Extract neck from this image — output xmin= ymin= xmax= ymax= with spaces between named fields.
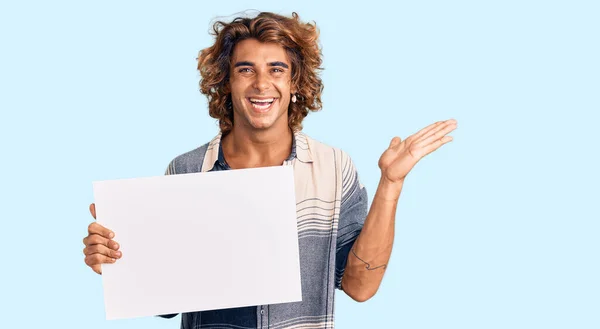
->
xmin=221 ymin=124 xmax=294 ymax=169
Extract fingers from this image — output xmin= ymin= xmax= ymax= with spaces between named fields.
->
xmin=83 ymin=243 xmax=122 ymax=259
xmin=85 ymin=252 xmax=117 ymax=268
xmin=91 ymin=264 xmax=102 ymax=275
xmin=89 ymin=203 xmax=96 ymax=219
xmin=416 ymin=119 xmax=457 ymax=146
xmin=88 ymin=222 xmax=114 ymax=239
xmin=410 ymin=120 xmax=445 ymax=142
xmin=82 ymin=232 xmax=120 ymax=276
xmin=83 ymin=234 xmax=121 ymax=275
xmin=422 ymin=135 xmax=454 ymax=156
xmin=86 ymin=203 xmax=119 ymax=275
xmin=83 ymin=234 xmax=120 ymax=250
xmin=87 ymin=203 xmax=114 ymax=241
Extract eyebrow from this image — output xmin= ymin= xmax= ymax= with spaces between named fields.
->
xmin=234 ymin=61 xmax=254 ymax=67
xmin=268 ymin=61 xmax=289 ymax=69
xmin=234 ymin=61 xmax=289 ymax=69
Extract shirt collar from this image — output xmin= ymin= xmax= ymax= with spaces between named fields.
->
xmin=201 ymin=131 xmax=313 ymax=172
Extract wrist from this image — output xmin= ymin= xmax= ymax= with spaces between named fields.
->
xmin=375 ymin=176 xmax=404 ymax=202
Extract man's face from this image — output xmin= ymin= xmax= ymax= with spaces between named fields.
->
xmin=228 ymin=38 xmax=295 ymax=131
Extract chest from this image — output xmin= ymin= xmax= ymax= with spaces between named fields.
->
xmin=291 ymin=159 xmax=342 ymax=239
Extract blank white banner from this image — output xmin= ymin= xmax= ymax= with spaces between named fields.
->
xmin=92 ymin=165 xmax=302 ymax=320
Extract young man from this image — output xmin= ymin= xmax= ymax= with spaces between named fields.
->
xmin=82 ymin=12 xmax=456 ymax=329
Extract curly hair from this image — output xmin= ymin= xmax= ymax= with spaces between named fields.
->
xmin=197 ymin=12 xmax=324 ymax=133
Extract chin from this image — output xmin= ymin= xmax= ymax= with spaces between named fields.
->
xmin=248 ymin=119 xmax=277 ymax=130
xmin=246 ymin=110 xmax=286 ymax=130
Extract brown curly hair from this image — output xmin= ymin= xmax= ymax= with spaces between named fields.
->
xmin=197 ymin=12 xmax=324 ymax=133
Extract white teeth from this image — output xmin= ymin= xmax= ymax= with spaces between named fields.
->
xmin=251 ymin=102 xmax=271 ymax=110
xmin=250 ymin=98 xmax=274 ymax=103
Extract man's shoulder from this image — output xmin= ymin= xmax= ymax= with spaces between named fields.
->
xmin=301 ymin=133 xmax=364 ymax=199
xmin=165 ymin=141 xmax=212 ymax=175
xmin=301 ymin=132 xmax=353 ymax=162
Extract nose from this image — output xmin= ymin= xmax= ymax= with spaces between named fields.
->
xmin=252 ymin=71 xmax=270 ymax=93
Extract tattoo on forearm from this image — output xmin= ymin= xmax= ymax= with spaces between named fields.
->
xmin=351 ymin=248 xmax=387 ymax=270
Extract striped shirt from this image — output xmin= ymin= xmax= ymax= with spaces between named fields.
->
xmin=161 ymin=131 xmax=368 ymax=329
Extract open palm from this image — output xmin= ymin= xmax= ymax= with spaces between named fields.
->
xmin=378 ymin=119 xmax=457 ymax=183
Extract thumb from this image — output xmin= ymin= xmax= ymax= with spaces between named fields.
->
xmin=389 ymin=137 xmax=401 ymax=148
xmin=89 ymin=203 xmax=96 ymax=220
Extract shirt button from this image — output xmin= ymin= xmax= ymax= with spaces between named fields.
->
xmin=260 ymin=309 xmax=264 ymax=315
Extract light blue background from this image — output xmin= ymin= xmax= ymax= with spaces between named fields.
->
xmin=1 ymin=0 xmax=598 ymax=328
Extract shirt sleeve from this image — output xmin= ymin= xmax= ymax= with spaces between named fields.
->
xmin=335 ymin=154 xmax=368 ymax=289
xmin=164 ymin=160 xmax=176 ymax=175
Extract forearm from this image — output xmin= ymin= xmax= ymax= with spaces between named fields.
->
xmin=341 ymin=176 xmax=403 ymax=302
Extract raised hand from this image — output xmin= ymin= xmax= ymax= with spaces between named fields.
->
xmin=378 ymin=119 xmax=457 ymax=184
xmin=83 ymin=203 xmax=121 ymax=274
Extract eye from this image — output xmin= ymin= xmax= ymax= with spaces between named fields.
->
xmin=238 ymin=68 xmax=252 ymax=73
xmin=272 ymin=68 xmax=284 ymax=73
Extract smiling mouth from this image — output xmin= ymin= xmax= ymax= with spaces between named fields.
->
xmin=248 ymin=97 xmax=277 ymax=112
